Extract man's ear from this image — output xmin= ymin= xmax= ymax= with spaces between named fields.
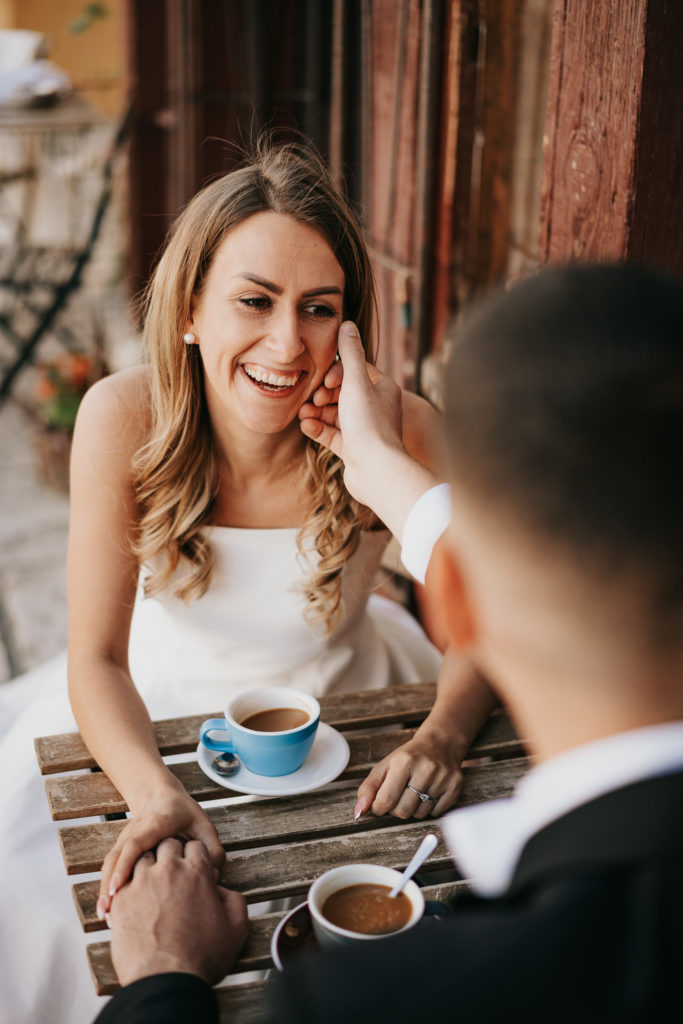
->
xmin=424 ymin=534 xmax=477 ymax=651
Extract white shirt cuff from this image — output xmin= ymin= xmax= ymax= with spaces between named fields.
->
xmin=400 ymin=483 xmax=452 ymax=584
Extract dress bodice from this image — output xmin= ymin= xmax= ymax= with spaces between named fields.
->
xmin=127 ymin=526 xmax=441 ymax=715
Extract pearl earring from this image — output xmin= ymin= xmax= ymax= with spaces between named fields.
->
xmin=183 ymin=332 xmax=195 ymax=345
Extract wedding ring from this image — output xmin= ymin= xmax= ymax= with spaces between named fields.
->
xmin=406 ymin=784 xmax=434 ymax=803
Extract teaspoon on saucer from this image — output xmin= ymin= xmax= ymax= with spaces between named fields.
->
xmin=212 ymin=752 xmax=241 ymax=776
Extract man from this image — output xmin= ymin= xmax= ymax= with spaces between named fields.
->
xmin=97 ymin=264 xmax=683 ymax=1023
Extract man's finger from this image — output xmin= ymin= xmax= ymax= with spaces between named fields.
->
xmin=299 ymin=417 xmax=324 ymax=439
xmin=182 ymin=838 xmax=213 ymax=868
xmin=300 ymin=418 xmax=342 ymax=456
xmin=323 ymin=360 xmax=344 ymax=390
xmin=154 ymin=837 xmax=184 ymax=862
xmin=300 ymin=403 xmax=339 ymax=426
xmin=313 ymin=384 xmax=341 ymax=407
xmin=131 ymin=849 xmax=157 ymax=876
xmin=337 ymin=322 xmax=367 ymax=373
xmin=192 ymin=824 xmax=226 ymax=869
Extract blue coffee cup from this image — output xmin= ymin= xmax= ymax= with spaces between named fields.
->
xmin=200 ymin=686 xmax=320 ymax=777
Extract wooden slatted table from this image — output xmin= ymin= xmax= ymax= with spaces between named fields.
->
xmin=34 ymin=681 xmax=528 ymax=1023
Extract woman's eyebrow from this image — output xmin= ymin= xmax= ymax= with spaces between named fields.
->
xmin=232 ymin=274 xmax=342 ymax=300
xmin=302 ymin=286 xmax=343 ymax=298
xmin=233 ymin=273 xmax=283 ymax=294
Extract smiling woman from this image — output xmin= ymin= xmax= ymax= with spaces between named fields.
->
xmin=189 ymin=212 xmax=343 ymax=452
xmin=0 ymin=135 xmax=495 ymax=1024
xmin=133 ymin=140 xmax=377 ymax=624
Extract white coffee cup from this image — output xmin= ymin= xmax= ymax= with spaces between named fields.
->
xmin=308 ymin=863 xmax=425 ymax=948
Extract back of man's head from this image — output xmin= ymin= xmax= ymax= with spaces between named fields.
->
xmin=443 ymin=263 xmax=683 ymax=644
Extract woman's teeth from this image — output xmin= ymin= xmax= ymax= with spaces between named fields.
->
xmin=243 ymin=364 xmax=301 ymax=388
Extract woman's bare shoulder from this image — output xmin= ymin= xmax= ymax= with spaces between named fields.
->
xmin=75 ymin=366 xmax=151 ymax=443
xmin=72 ymin=365 xmax=152 ymax=474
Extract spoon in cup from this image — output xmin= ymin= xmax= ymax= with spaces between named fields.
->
xmin=389 ymin=833 xmax=439 ymax=898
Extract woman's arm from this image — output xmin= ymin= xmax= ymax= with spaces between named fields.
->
xmin=392 ymin=358 xmax=501 ymax=816
xmin=354 ymin=651 xmax=498 ymax=819
xmin=301 ymin=323 xmax=500 ymax=818
xmin=67 ymin=370 xmax=225 ymax=915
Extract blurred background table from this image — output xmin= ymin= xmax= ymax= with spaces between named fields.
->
xmin=0 ymin=95 xmax=107 ymax=243
xmin=0 ymin=93 xmax=125 ymax=406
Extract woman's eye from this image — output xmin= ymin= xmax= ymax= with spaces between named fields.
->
xmin=239 ymin=296 xmax=271 ymax=311
xmin=303 ymin=303 xmax=337 ymax=320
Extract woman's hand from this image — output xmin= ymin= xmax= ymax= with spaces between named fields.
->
xmin=97 ymin=783 xmax=226 ymax=919
xmin=354 ymin=655 xmax=500 ymax=822
xmin=353 ymin=722 xmax=466 ymax=821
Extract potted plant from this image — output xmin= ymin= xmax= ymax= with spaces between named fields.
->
xmin=31 ymin=350 xmax=106 ymax=492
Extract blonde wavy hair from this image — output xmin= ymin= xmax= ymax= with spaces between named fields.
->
xmin=133 ymin=136 xmax=377 ymax=632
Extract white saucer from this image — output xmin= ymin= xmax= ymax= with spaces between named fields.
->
xmin=196 ymin=721 xmax=350 ymax=797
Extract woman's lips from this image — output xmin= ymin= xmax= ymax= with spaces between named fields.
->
xmin=241 ymin=363 xmax=304 ymax=391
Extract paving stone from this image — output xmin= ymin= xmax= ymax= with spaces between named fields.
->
xmin=0 ymin=637 xmax=10 ymax=685
xmin=0 ymin=402 xmax=70 ymax=679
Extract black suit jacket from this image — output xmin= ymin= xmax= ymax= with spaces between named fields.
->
xmin=95 ymin=769 xmax=683 ymax=1024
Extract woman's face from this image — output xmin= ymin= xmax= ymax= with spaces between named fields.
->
xmin=189 ymin=210 xmax=345 ymax=438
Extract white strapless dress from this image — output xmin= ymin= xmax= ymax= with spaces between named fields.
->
xmin=0 ymin=527 xmax=441 ymax=1024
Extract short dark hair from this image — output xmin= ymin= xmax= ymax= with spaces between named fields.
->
xmin=443 ymin=263 xmax=683 ymax=631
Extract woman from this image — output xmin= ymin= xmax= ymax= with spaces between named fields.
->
xmin=0 ymin=137 xmax=493 ymax=1023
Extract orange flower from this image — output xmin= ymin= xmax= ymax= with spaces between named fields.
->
xmin=33 ymin=351 xmax=105 ymax=431
xmin=35 ymin=374 xmax=58 ymax=400
xmin=53 ymin=352 xmax=93 ymax=391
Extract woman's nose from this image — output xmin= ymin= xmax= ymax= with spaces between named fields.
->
xmin=265 ymin=310 xmax=305 ymax=363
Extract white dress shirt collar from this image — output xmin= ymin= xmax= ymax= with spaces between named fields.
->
xmin=441 ymin=720 xmax=683 ymax=897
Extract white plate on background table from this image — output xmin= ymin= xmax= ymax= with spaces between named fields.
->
xmin=195 ymin=721 xmax=350 ymax=797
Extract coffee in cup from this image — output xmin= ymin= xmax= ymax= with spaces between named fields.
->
xmin=321 ymin=883 xmax=412 ymax=935
xmin=240 ymin=707 xmax=310 ymax=732
xmin=200 ymin=686 xmax=320 ymax=777
xmin=308 ymin=863 xmax=425 ymax=948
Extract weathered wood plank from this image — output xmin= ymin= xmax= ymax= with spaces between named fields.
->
xmin=507 ymin=0 xmax=554 ymax=279
xmin=86 ymin=877 xmax=470 ymax=995
xmin=45 ymin=714 xmax=525 ymax=821
xmin=45 ymin=728 xmax=417 ymax=821
xmin=86 ymin=913 xmax=288 ymax=996
xmin=69 ymin=757 xmax=528 ymax=929
xmin=539 ymin=0 xmax=683 ymax=274
xmin=73 ymin=819 xmax=452 ymax=933
xmin=59 ymin=756 xmax=529 ymax=875
xmin=628 ymin=1 xmax=683 ymax=274
xmin=215 ymin=981 xmax=270 ymax=1024
xmin=474 ymin=0 xmax=523 ymax=289
xmin=36 ymin=686 xmax=520 ymax=776
xmin=539 ymin=0 xmax=645 ymax=261
xmin=35 ymin=682 xmax=440 ymax=774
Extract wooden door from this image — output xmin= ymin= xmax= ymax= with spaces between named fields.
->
xmin=125 ymin=0 xmax=332 ymax=300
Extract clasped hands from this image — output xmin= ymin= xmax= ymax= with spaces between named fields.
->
xmin=107 ymin=835 xmax=247 ymax=988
